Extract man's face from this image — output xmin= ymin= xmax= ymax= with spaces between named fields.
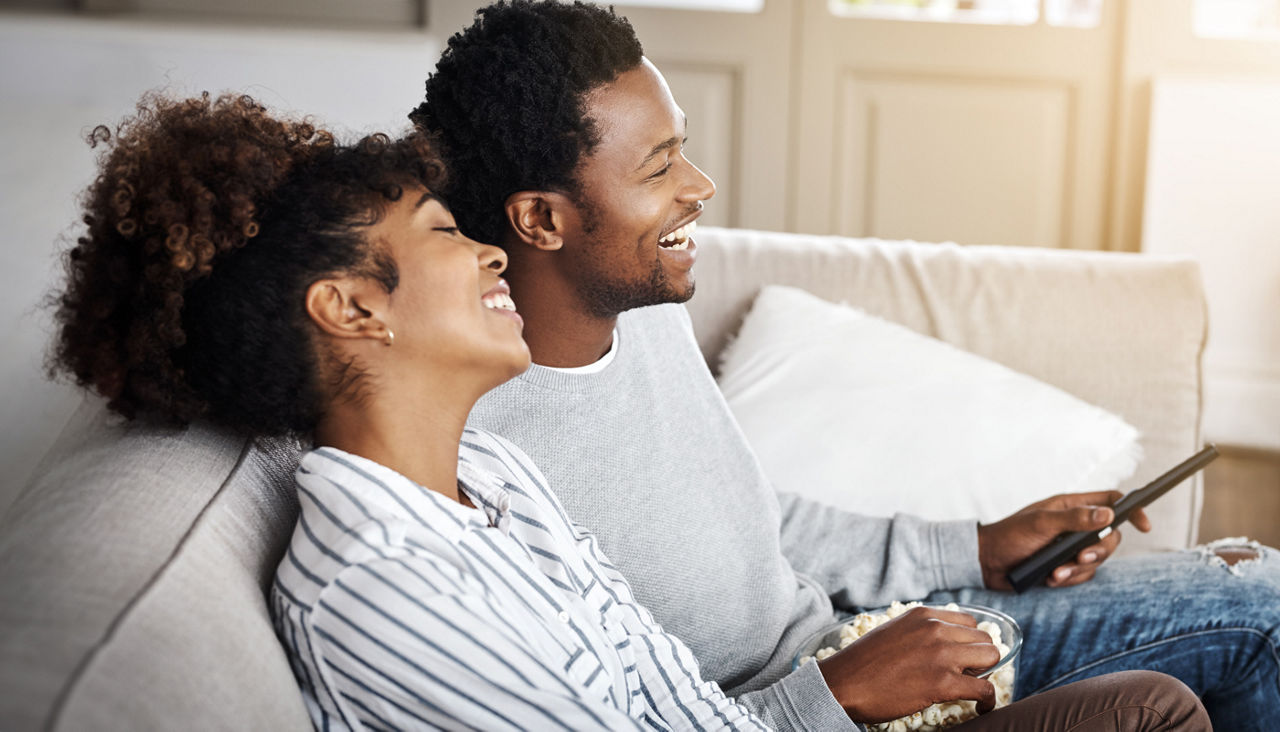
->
xmin=562 ymin=58 xmax=716 ymax=318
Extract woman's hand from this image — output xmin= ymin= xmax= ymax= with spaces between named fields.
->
xmin=977 ymin=491 xmax=1152 ymax=591
xmin=817 ymin=606 xmax=999 ymax=723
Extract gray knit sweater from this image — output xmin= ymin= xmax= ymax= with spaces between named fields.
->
xmin=469 ymin=303 xmax=984 ymax=731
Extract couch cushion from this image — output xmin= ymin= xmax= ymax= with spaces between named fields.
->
xmin=717 ymin=284 xmax=1143 ymax=524
xmin=0 ymin=398 xmax=308 ymax=730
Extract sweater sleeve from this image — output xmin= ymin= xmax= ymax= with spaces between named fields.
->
xmin=776 ymin=492 xmax=985 ymax=608
xmin=732 ymin=661 xmax=864 ymax=732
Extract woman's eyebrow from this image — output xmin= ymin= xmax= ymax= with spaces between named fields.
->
xmin=415 ymin=190 xmax=448 ymax=210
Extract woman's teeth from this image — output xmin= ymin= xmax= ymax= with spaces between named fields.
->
xmin=482 ymin=292 xmax=517 ymax=312
xmin=659 ymin=220 xmax=697 ymax=250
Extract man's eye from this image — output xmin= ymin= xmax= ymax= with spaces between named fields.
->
xmin=649 ymin=164 xmax=671 ymax=179
xmin=433 ymin=226 xmax=460 ymax=234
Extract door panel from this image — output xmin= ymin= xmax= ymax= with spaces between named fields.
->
xmin=835 ymin=72 xmax=1073 ymax=246
xmin=793 ymin=0 xmax=1117 ymax=249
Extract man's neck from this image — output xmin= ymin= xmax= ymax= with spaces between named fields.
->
xmin=503 ymin=246 xmax=618 ymax=368
xmin=520 ymin=298 xmax=618 ymax=368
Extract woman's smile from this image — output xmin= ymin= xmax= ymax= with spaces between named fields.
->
xmin=482 ymin=279 xmax=524 ymax=329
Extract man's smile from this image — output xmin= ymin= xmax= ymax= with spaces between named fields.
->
xmin=658 ymin=203 xmax=704 ymax=251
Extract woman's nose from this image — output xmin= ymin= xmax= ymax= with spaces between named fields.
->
xmin=476 ymin=240 xmax=508 ymax=274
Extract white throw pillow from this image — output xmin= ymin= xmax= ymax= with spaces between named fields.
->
xmin=717 ymin=285 xmax=1143 ymax=523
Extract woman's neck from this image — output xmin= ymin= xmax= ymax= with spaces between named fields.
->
xmin=313 ymin=389 xmax=475 ymax=504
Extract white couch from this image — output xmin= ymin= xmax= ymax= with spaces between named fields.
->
xmin=0 ymin=227 xmax=1207 ymax=730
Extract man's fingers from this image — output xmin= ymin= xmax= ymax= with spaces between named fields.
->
xmin=1049 ymin=564 xmax=1074 ymax=585
xmin=959 ymin=641 xmax=1003 ymax=673
xmin=1043 ymin=490 xmax=1122 ymax=511
xmin=1036 ymin=505 xmax=1113 ymax=535
xmin=1129 ymin=507 xmax=1153 ymax=533
xmin=1076 ymin=529 xmax=1122 ymax=565
xmin=1053 ymin=565 xmax=1098 ymax=587
xmin=947 ymin=676 xmax=997 ymax=713
xmin=926 ymin=608 xmax=979 ymax=628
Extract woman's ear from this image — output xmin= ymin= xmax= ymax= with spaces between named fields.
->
xmin=305 ymin=277 xmax=391 ymax=344
xmin=505 ymin=191 xmax=573 ymax=252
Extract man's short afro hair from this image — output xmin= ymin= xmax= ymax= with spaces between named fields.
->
xmin=409 ymin=0 xmax=643 ymax=245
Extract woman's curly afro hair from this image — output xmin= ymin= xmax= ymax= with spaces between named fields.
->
xmin=50 ymin=91 xmax=445 ymax=436
xmin=409 ymin=0 xmax=643 ymax=245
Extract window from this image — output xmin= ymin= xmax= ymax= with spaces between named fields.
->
xmin=828 ymin=0 xmax=1102 ymax=27
xmin=598 ymin=0 xmax=764 ymax=11
xmin=1194 ymin=0 xmax=1280 ymax=39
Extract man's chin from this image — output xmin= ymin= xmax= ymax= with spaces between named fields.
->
xmin=578 ymin=277 xmax=695 ymax=318
xmin=669 ymin=279 xmax=695 ymax=304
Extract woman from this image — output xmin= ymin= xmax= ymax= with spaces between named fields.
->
xmin=52 ymin=91 xmax=763 ymax=731
xmin=50 ymin=92 xmax=1206 ymax=731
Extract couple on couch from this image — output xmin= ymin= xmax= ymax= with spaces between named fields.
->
xmin=50 ymin=1 xmax=1274 ymax=729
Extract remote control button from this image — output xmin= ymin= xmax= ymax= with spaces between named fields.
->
xmin=1097 ymin=526 xmax=1113 ymax=540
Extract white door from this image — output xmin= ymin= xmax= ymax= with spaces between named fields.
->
xmin=790 ymin=0 xmax=1119 ymax=250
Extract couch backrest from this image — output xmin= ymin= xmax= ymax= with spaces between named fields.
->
xmin=684 ymin=227 xmax=1207 ymax=555
xmin=0 ymin=399 xmax=309 ymax=731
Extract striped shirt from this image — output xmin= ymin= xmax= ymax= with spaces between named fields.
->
xmin=272 ymin=428 xmax=769 ymax=731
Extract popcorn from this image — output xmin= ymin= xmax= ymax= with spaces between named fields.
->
xmin=799 ymin=602 xmax=1017 ymax=731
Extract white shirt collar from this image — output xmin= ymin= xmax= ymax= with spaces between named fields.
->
xmin=301 ymin=445 xmax=513 ymax=539
xmin=541 ymin=328 xmax=619 ymax=375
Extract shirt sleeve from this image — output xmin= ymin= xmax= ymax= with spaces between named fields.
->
xmin=569 ymin=520 xmax=772 ymax=731
xmin=306 ymin=554 xmax=646 ymax=731
xmin=775 ymin=492 xmax=985 ymax=608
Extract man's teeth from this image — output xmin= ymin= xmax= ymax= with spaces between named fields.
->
xmin=482 ymin=292 xmax=517 ymax=312
xmin=659 ymin=220 xmax=698 ymax=248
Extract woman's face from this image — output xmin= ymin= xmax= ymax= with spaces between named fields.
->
xmin=373 ymin=187 xmax=531 ymax=388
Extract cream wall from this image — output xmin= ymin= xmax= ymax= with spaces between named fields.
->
xmin=1143 ymin=77 xmax=1280 ymax=451
xmin=0 ymin=13 xmax=443 ymax=515
xmin=3 ymin=2 xmax=1277 ymax=518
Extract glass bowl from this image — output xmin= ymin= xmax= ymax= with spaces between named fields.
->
xmin=792 ymin=603 xmax=1022 ymax=683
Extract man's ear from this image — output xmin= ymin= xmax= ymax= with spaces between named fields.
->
xmin=305 ymin=277 xmax=391 ymax=344
xmin=505 ymin=191 xmax=574 ymax=251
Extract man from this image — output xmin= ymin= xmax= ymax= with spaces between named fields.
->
xmin=411 ymin=2 xmax=1277 ymax=729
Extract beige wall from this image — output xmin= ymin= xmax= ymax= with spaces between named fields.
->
xmin=0 ymin=14 xmax=444 ymax=515
xmin=2 ymin=1 xmax=1276 ymax=518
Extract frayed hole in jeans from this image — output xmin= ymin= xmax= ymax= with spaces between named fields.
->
xmin=1194 ymin=536 xmax=1264 ymax=575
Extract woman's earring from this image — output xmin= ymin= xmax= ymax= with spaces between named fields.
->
xmin=384 ymin=329 xmax=395 ymax=347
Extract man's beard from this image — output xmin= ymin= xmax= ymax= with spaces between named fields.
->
xmin=570 ymin=192 xmax=695 ymax=318
xmin=576 ymin=262 xmax=695 ymax=319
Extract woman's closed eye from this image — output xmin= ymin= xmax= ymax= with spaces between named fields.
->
xmin=433 ymin=226 xmax=460 ymax=235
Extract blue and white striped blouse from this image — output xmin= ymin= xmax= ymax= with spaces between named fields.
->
xmin=272 ymin=428 xmax=768 ymax=731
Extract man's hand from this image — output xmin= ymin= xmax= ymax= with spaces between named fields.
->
xmin=977 ymin=491 xmax=1152 ymax=591
xmin=817 ymin=606 xmax=998 ymax=723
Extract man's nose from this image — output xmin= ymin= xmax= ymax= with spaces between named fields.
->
xmin=679 ymin=160 xmax=716 ymax=203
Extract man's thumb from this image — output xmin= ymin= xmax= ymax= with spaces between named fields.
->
xmin=1083 ymin=506 xmax=1113 ymax=528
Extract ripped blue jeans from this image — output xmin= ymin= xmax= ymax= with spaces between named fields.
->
xmin=924 ymin=540 xmax=1280 ymax=731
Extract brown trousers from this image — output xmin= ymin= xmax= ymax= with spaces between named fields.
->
xmin=956 ymin=671 xmax=1210 ymax=731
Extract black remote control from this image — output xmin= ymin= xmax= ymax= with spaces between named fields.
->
xmin=1006 ymin=444 xmax=1219 ymax=593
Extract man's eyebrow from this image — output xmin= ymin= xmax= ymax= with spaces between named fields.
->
xmin=635 ymin=115 xmax=690 ymax=172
